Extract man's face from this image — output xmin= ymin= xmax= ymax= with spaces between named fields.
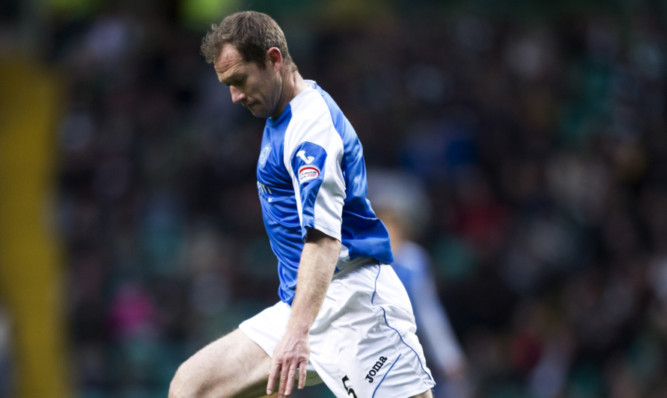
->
xmin=214 ymin=44 xmax=282 ymax=118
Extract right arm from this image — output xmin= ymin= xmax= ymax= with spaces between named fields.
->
xmin=267 ymin=229 xmax=340 ymax=396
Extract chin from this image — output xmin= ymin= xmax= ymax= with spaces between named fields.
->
xmin=250 ymin=110 xmax=270 ymax=118
xmin=245 ymin=104 xmax=268 ymax=118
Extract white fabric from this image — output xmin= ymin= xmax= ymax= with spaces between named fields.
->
xmin=239 ymin=263 xmax=435 ymax=397
xmin=282 ymin=83 xmax=346 ymax=241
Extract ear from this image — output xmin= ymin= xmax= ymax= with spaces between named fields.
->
xmin=266 ymin=47 xmax=283 ymax=72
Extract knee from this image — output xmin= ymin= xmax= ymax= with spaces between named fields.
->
xmin=168 ymin=364 xmax=187 ymax=398
xmin=169 ymin=356 xmax=222 ymax=398
xmin=169 ymin=361 xmax=201 ymax=398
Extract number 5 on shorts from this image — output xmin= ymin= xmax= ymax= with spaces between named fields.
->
xmin=341 ymin=375 xmax=357 ymax=397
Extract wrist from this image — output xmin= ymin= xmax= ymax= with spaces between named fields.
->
xmin=286 ymin=319 xmax=311 ymax=336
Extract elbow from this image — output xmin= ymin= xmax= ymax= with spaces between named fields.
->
xmin=305 ymin=228 xmax=341 ymax=258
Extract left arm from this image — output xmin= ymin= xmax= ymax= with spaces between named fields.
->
xmin=267 ymin=229 xmax=341 ymax=397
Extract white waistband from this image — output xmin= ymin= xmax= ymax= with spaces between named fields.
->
xmin=334 ymin=257 xmax=378 ymax=277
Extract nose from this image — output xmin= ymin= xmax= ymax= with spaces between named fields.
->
xmin=229 ymin=86 xmax=245 ymax=104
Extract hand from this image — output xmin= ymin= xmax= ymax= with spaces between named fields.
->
xmin=267 ymin=330 xmax=310 ymax=397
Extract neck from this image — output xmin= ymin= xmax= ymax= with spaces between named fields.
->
xmin=273 ymin=68 xmax=307 ymax=118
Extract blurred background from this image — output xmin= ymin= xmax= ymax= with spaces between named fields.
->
xmin=0 ymin=0 xmax=665 ymax=397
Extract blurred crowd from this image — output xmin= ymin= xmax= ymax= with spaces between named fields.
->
xmin=6 ymin=0 xmax=667 ymax=396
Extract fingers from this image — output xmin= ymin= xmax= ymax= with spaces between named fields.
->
xmin=266 ymin=359 xmax=308 ymax=397
xmin=278 ymin=360 xmax=290 ymax=396
xmin=267 ymin=358 xmax=294 ymax=397
xmin=267 ymin=359 xmax=280 ymax=395
xmin=298 ymin=361 xmax=307 ymax=390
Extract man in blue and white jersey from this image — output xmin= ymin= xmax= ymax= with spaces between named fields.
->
xmin=169 ymin=11 xmax=434 ymax=398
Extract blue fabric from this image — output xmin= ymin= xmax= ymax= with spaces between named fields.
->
xmin=256 ymin=81 xmax=393 ymax=303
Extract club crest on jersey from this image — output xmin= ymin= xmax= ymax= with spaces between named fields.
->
xmin=298 ymin=165 xmax=320 ymax=183
xmin=259 ymin=145 xmax=271 ymax=168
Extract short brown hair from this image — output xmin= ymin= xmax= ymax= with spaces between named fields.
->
xmin=201 ymin=11 xmax=294 ymax=68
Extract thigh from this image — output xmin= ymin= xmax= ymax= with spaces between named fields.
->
xmin=170 ymin=328 xmax=272 ymax=398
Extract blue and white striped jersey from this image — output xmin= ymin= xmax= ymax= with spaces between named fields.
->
xmin=256 ymin=80 xmax=393 ymax=304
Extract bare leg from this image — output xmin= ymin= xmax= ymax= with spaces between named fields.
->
xmin=169 ymin=328 xmax=274 ymax=398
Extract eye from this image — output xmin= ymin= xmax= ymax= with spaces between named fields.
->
xmin=233 ymin=76 xmax=247 ymax=86
xmin=221 ymin=74 xmax=245 ymax=87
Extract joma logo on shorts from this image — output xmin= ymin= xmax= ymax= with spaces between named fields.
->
xmin=364 ymin=356 xmax=387 ymax=383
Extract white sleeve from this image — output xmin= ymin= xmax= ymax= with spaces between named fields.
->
xmin=283 ymin=99 xmax=345 ymax=241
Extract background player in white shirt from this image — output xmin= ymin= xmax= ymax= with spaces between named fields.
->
xmin=169 ymin=11 xmax=435 ymax=398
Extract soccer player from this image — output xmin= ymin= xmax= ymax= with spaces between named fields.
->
xmin=168 ymin=10 xmax=435 ymax=398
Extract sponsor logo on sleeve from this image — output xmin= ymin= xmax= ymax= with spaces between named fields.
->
xmin=292 ymin=144 xmax=325 ymax=184
xmin=298 ymin=165 xmax=320 ymax=183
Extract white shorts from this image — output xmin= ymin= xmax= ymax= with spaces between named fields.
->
xmin=239 ymin=263 xmax=435 ymax=397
